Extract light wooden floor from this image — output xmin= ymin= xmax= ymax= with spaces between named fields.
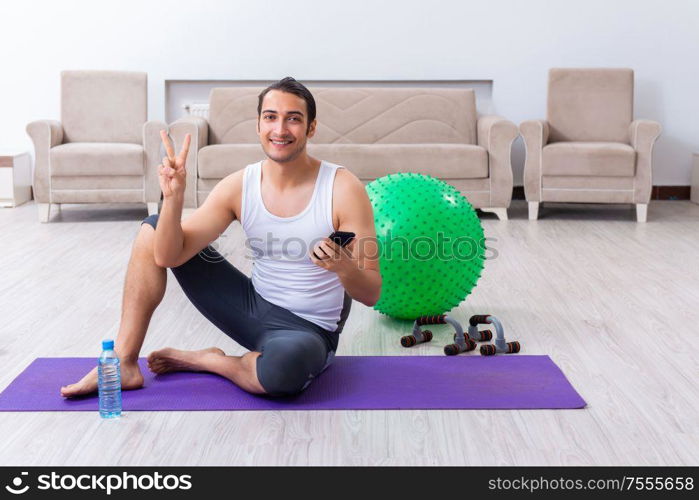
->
xmin=0 ymin=200 xmax=697 ymax=466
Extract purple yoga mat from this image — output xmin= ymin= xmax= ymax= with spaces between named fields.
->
xmin=0 ymin=356 xmax=586 ymax=411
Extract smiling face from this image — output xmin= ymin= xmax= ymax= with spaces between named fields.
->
xmin=257 ymin=90 xmax=317 ymax=164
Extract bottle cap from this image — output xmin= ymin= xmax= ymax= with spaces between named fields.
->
xmin=102 ymin=339 xmax=115 ymax=350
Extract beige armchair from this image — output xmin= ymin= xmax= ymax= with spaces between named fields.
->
xmin=520 ymin=68 xmax=661 ymax=222
xmin=27 ymin=70 xmax=165 ymax=222
xmin=170 ymin=87 xmax=518 ymax=220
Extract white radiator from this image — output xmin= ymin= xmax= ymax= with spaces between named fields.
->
xmin=182 ymin=103 xmax=210 ymax=118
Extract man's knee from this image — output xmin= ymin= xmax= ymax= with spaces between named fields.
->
xmin=255 ymin=335 xmax=327 ymax=397
xmin=136 ymin=214 xmax=161 ymax=263
xmin=141 ymin=213 xmax=159 ymax=231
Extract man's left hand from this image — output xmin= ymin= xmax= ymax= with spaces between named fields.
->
xmin=310 ymin=237 xmax=356 ymax=276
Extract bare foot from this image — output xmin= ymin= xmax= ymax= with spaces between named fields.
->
xmin=60 ymin=362 xmax=144 ymax=398
xmin=147 ymin=347 xmax=226 ymax=374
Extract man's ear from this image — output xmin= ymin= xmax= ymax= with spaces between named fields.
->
xmin=256 ymin=118 xmax=260 ymax=135
xmin=306 ymin=119 xmax=317 ymax=138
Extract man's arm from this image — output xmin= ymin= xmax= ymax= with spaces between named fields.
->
xmin=155 ymin=172 xmax=240 ymax=268
xmin=332 ymin=169 xmax=382 ymax=307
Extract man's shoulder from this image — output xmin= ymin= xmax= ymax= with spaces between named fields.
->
xmin=328 ymin=164 xmax=374 ymax=232
xmin=221 ymin=168 xmax=246 ymax=188
xmin=331 ymin=164 xmax=363 ymax=191
xmin=331 ymin=165 xmax=367 ymax=213
xmin=215 ymin=168 xmax=247 ymax=220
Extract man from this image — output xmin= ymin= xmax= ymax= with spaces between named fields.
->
xmin=60 ymin=77 xmax=381 ymax=398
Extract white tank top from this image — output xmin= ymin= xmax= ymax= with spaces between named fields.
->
xmin=241 ymin=160 xmax=347 ymax=331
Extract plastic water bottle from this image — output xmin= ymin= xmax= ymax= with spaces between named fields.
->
xmin=98 ymin=339 xmax=122 ymax=418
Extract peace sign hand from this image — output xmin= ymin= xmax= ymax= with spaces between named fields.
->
xmin=158 ymin=130 xmax=191 ymax=199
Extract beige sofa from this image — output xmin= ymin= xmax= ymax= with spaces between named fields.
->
xmin=520 ymin=68 xmax=661 ymax=222
xmin=170 ymin=87 xmax=518 ymax=220
xmin=27 ymin=70 xmax=165 ymax=222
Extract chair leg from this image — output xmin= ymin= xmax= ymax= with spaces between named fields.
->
xmin=480 ymin=207 xmax=508 ymax=220
xmin=636 ymin=203 xmax=648 ymax=223
xmin=37 ymin=203 xmax=51 ymax=223
xmin=147 ymin=202 xmax=159 ymax=215
xmin=528 ymin=202 xmax=539 ymax=220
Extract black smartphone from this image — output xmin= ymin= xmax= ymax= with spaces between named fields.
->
xmin=313 ymin=230 xmax=356 ymax=259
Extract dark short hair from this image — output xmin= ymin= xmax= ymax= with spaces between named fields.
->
xmin=257 ymin=77 xmax=316 ymax=131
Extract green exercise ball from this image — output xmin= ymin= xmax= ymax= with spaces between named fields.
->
xmin=366 ymin=173 xmax=485 ymax=320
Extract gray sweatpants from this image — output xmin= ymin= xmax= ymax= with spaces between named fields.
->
xmin=141 ymin=214 xmax=351 ymax=397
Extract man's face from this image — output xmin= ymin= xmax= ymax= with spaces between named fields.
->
xmin=257 ymin=90 xmax=316 ymax=164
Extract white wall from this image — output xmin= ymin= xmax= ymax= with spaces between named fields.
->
xmin=1 ymin=0 xmax=697 ymax=185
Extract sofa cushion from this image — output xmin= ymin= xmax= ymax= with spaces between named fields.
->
xmin=206 ymin=87 xmax=479 ymax=145
xmin=309 ymin=144 xmax=488 ymax=180
xmin=50 ymin=175 xmax=145 ymax=190
xmin=61 ymin=70 xmax=147 ymax=143
xmin=197 ymin=143 xmax=489 ymax=180
xmin=50 ymin=143 xmax=144 ymax=176
xmin=542 ymin=142 xmax=635 ymax=177
xmin=198 ymin=145 xmax=265 ymax=179
xmin=547 ymin=68 xmax=633 ymax=143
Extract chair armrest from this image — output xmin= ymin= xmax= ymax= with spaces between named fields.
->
xmin=143 ymin=120 xmax=167 ymax=204
xmin=477 ymin=115 xmax=518 ymax=208
xmin=169 ymin=116 xmax=210 ymax=209
xmin=629 ymin=119 xmax=661 ymax=152
xmin=26 ymin=120 xmax=63 ymax=203
xmin=519 ymin=119 xmax=550 ymax=202
xmin=629 ymin=119 xmax=661 ymax=203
